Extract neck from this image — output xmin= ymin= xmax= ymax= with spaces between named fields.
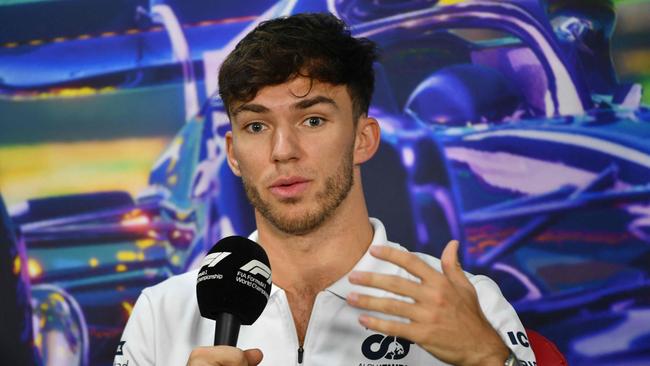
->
xmin=255 ymin=173 xmax=373 ymax=294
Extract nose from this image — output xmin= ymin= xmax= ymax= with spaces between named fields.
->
xmin=270 ymin=125 xmax=301 ymax=163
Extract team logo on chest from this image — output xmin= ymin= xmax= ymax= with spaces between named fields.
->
xmin=359 ymin=334 xmax=413 ymax=365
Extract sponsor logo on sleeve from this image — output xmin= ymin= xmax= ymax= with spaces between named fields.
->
xmin=114 ymin=341 xmax=130 ymax=365
xmin=507 ymin=331 xmax=530 ymax=348
xmin=115 ymin=341 xmax=125 ymax=356
xmin=507 ymin=331 xmax=537 ymax=366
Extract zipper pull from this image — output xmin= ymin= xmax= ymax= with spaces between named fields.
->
xmin=297 ymin=346 xmax=304 ymax=364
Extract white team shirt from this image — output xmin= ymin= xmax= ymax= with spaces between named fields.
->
xmin=114 ymin=218 xmax=536 ymax=365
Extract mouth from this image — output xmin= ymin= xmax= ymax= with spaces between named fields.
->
xmin=269 ymin=177 xmax=311 ymax=199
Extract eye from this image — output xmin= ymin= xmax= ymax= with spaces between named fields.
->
xmin=245 ymin=121 xmax=266 ymax=134
xmin=304 ymin=116 xmax=325 ymax=128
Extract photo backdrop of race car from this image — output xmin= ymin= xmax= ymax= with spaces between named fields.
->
xmin=1 ymin=0 xmax=649 ymax=365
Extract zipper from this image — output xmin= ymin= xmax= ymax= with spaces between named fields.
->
xmin=278 ymin=290 xmax=306 ymax=365
xmin=297 ymin=346 xmax=304 ymax=364
xmin=299 ymin=294 xmax=322 ymax=366
xmin=278 ymin=289 xmax=323 ymax=365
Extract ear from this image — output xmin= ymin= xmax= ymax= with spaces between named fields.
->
xmin=353 ymin=116 xmax=381 ymax=165
xmin=225 ymin=131 xmax=242 ymax=177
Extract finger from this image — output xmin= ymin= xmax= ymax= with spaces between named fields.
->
xmin=243 ymin=349 xmax=263 ymax=365
xmin=347 ymin=292 xmax=428 ymax=322
xmin=187 ymin=346 xmax=247 ymax=366
xmin=440 ymin=240 xmax=472 ymax=290
xmin=348 ymin=271 xmax=422 ymax=299
xmin=358 ymin=314 xmax=416 ymax=341
xmin=369 ymin=246 xmax=442 ymax=285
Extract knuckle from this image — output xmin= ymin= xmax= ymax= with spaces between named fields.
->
xmin=389 ymin=248 xmax=410 ymax=264
xmin=436 ymin=295 xmax=449 ymax=307
xmin=424 ymin=310 xmax=440 ymax=323
xmin=429 ymin=291 xmax=447 ymax=307
xmin=383 ymin=251 xmax=400 ymax=264
xmin=387 ymin=275 xmax=402 ymax=289
xmin=357 ymin=294 xmax=370 ymax=307
xmin=385 ymin=299 xmax=401 ymax=314
xmin=363 ymin=272 xmax=377 ymax=285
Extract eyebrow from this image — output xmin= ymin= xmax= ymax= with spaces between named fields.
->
xmin=231 ymin=95 xmax=339 ymax=118
xmin=292 ymin=95 xmax=338 ymax=110
xmin=231 ymin=103 xmax=270 ymax=117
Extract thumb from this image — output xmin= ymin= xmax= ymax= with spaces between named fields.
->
xmin=243 ymin=349 xmax=263 ymax=365
xmin=441 ymin=240 xmax=470 ymax=288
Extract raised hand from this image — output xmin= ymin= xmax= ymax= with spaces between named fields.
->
xmin=346 ymin=241 xmax=509 ymax=366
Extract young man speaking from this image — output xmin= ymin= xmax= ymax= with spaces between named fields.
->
xmin=115 ymin=13 xmax=536 ymax=366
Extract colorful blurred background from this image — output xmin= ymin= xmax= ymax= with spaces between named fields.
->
xmin=1 ymin=0 xmax=649 ymax=365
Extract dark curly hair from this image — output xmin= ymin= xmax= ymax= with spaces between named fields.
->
xmin=218 ymin=13 xmax=378 ymax=120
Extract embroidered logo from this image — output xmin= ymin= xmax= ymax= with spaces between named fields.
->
xmin=361 ymin=334 xmax=413 ymax=361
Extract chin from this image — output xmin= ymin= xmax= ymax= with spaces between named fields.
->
xmin=266 ymin=207 xmax=330 ymax=236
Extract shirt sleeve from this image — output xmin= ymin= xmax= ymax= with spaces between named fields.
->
xmin=114 ymin=290 xmax=156 ymax=366
xmin=472 ymin=275 xmax=537 ymax=365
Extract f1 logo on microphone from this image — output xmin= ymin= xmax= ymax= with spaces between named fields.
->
xmin=240 ymin=260 xmax=272 ymax=284
xmin=202 ymin=252 xmax=231 ymax=268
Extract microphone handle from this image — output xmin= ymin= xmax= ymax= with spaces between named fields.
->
xmin=214 ymin=312 xmax=241 ymax=346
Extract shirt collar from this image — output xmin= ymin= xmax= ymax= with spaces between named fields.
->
xmin=248 ymin=218 xmax=404 ymax=299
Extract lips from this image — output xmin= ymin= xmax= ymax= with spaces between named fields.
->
xmin=269 ymin=177 xmax=311 ymax=199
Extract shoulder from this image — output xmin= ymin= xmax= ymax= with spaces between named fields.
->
xmin=140 ymin=269 xmax=199 ymax=305
xmin=130 ymin=269 xmax=201 ymax=324
xmin=124 ymin=269 xmax=201 ymax=330
xmin=116 ymin=269 xmax=207 ymax=365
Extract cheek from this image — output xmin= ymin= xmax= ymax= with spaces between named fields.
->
xmin=312 ymin=143 xmax=353 ymax=170
xmin=233 ymin=145 xmax=266 ymax=177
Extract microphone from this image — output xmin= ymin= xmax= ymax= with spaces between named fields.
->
xmin=196 ymin=236 xmax=272 ymax=346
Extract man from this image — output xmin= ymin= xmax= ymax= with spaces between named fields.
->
xmin=115 ymin=13 xmax=536 ymax=366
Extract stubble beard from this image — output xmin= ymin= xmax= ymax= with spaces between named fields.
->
xmin=242 ymin=147 xmax=355 ymax=236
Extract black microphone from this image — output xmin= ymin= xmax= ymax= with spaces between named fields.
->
xmin=196 ymin=236 xmax=272 ymax=346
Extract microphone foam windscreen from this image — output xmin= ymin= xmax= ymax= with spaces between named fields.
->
xmin=196 ymin=236 xmax=272 ymax=325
